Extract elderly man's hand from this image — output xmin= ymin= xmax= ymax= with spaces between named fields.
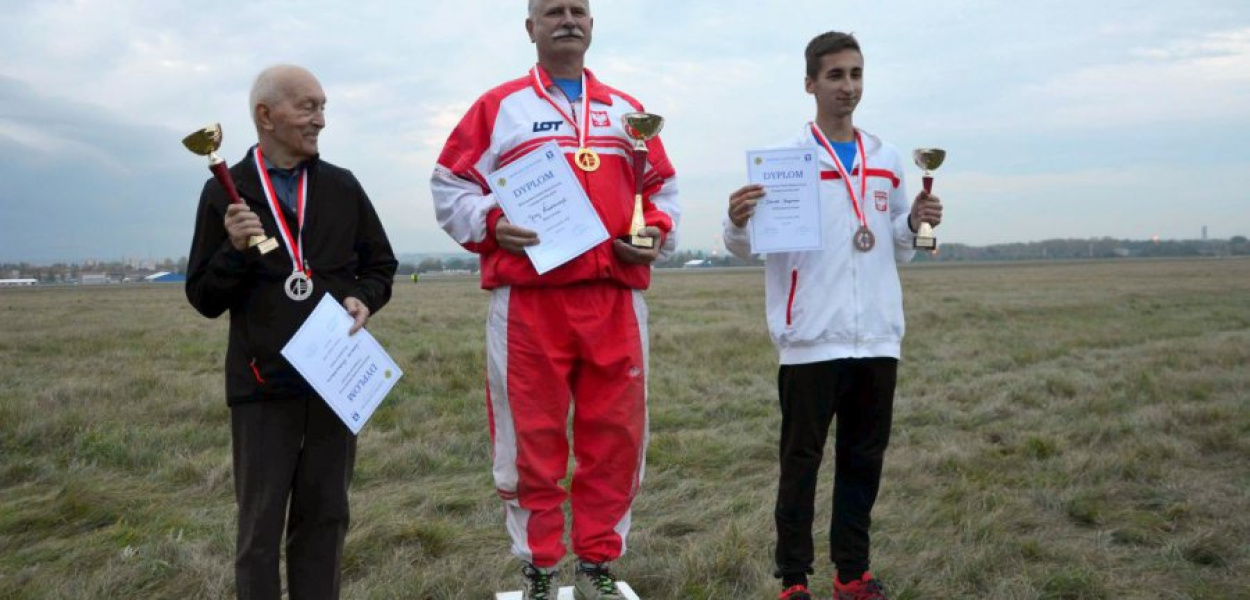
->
xmin=613 ymin=227 xmax=663 ymax=265
xmin=496 ymin=217 xmax=540 ymax=255
xmin=343 ymin=297 xmax=371 ymax=335
xmin=224 ymin=203 xmax=266 ymax=252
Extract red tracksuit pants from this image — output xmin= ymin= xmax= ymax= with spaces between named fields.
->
xmin=486 ymin=281 xmax=649 ymax=568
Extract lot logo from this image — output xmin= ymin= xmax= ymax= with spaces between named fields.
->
xmin=533 ymin=121 xmax=563 ymax=133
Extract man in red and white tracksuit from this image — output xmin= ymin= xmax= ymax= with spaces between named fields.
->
xmin=429 ymin=2 xmax=678 ymax=597
xmin=725 ymin=32 xmax=943 ymax=600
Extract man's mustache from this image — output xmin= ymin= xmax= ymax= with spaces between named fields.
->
xmin=553 ymin=28 xmax=585 ymax=39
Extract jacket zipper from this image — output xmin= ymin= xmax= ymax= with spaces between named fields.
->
xmin=786 ymin=268 xmax=798 ymax=327
xmin=249 ymin=358 xmax=266 ymax=384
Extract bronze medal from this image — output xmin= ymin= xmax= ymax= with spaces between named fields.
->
xmin=854 ymin=225 xmax=876 ymax=252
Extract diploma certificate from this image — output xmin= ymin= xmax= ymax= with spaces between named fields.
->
xmin=281 ymin=294 xmax=404 ymax=435
xmin=487 ymin=141 xmax=610 ymax=274
xmin=745 ymin=147 xmax=823 ymax=253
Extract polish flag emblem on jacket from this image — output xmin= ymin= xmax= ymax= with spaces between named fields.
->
xmin=591 ymin=111 xmax=610 ymax=128
xmin=874 ymin=190 xmax=889 ymax=212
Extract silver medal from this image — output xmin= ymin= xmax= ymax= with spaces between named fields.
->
xmin=284 ymin=271 xmax=314 ymax=302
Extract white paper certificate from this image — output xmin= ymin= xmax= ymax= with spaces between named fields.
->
xmin=745 ymin=147 xmax=823 ymax=253
xmin=281 ymin=294 xmax=404 ymax=435
xmin=487 ymin=141 xmax=610 ymax=274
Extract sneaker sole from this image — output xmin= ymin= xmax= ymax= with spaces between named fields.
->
xmin=497 ymin=582 xmax=641 ymax=600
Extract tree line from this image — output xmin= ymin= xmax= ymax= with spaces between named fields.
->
xmin=4 ymin=237 xmax=1245 ymax=281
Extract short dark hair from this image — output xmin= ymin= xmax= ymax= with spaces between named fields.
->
xmin=805 ymin=31 xmax=861 ymax=79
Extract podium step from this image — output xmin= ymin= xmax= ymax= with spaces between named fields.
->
xmin=496 ymin=582 xmax=639 ymax=600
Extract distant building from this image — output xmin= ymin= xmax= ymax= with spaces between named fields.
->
xmin=683 ymin=259 xmax=712 ymax=268
xmin=0 ymin=279 xmax=37 ymax=287
xmin=81 ymin=273 xmax=110 ymax=285
xmin=144 ymin=272 xmax=187 ymax=283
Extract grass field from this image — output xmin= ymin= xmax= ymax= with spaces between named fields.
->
xmin=1 ymin=258 xmax=1248 ymax=599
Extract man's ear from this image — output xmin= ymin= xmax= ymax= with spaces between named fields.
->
xmin=804 ymin=76 xmax=815 ymax=95
xmin=254 ymin=104 xmax=273 ymax=131
xmin=526 ymin=18 xmax=536 ymax=43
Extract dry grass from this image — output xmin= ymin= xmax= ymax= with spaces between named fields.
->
xmin=1 ymin=258 xmax=1247 ymax=599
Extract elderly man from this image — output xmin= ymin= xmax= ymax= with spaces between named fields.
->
xmin=430 ymin=1 xmax=680 ymax=598
xmin=186 ymin=64 xmax=397 ymax=600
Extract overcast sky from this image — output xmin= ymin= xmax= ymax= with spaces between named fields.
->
xmin=2 ymin=0 xmax=1248 ymax=263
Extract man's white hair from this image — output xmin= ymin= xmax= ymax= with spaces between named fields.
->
xmin=249 ymin=64 xmax=308 ymax=124
xmin=528 ymin=0 xmax=590 ymax=18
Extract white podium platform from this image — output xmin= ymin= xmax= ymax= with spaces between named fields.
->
xmin=496 ymin=582 xmax=639 ymax=600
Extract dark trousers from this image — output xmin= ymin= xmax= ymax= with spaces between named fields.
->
xmin=231 ymin=395 xmax=357 ymax=600
xmin=774 ymin=358 xmax=896 ymax=580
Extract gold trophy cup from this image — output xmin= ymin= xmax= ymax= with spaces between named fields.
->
xmin=183 ymin=123 xmax=278 ymax=254
xmin=620 ymin=112 xmax=665 ymax=249
xmin=912 ymin=148 xmax=946 ymax=250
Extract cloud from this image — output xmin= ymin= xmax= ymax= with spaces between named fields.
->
xmin=2 ymin=0 xmax=1250 ymax=262
xmin=0 ymin=76 xmax=202 ymax=262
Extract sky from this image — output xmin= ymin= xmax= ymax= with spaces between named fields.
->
xmin=2 ymin=0 xmax=1249 ymax=264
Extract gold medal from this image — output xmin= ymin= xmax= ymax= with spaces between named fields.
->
xmin=574 ymin=148 xmax=600 ymax=172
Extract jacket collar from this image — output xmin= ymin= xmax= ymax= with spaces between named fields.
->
xmin=233 ymin=145 xmax=320 ymax=203
xmin=800 ymin=124 xmax=882 ymax=166
xmin=530 ymin=63 xmax=614 ymax=105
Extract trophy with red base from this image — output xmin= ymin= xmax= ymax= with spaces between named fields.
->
xmin=912 ymin=148 xmax=946 ymax=250
xmin=620 ymin=112 xmax=665 ymax=249
xmin=183 ymin=123 xmax=278 ymax=254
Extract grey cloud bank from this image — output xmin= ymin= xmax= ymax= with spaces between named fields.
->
xmin=2 ymin=0 xmax=1249 ymax=262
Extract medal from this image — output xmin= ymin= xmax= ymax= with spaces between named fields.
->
xmin=532 ymin=66 xmax=600 ymax=174
xmin=574 ymin=147 xmax=600 ymax=172
xmin=253 ymin=147 xmax=314 ymax=301
xmin=811 ymin=124 xmax=875 ymax=253
xmin=285 ymin=271 xmax=314 ymax=301
xmin=854 ymin=225 xmax=876 ymax=252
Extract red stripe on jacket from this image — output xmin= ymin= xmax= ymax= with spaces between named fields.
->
xmin=821 ymin=168 xmax=900 ymax=188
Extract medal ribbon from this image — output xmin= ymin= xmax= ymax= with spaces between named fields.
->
xmin=252 ymin=146 xmax=308 ymax=276
xmin=531 ymin=65 xmax=592 ymax=152
xmin=810 ymin=123 xmax=868 ymax=230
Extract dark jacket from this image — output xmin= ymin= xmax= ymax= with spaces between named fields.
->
xmin=186 ymin=148 xmax=398 ymax=405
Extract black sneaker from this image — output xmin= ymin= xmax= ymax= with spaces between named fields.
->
xmin=574 ymin=561 xmax=624 ymax=599
xmin=521 ymin=563 xmax=557 ymax=600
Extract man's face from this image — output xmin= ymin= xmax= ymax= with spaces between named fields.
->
xmin=805 ymin=50 xmax=864 ymax=119
xmin=527 ymin=0 xmax=593 ymax=61
xmin=261 ymin=72 xmax=326 ymax=162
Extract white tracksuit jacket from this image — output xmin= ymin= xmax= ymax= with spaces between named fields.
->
xmin=725 ymin=125 xmax=917 ymax=365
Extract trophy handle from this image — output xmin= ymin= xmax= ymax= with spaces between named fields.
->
xmin=632 ymin=145 xmax=648 ymax=197
xmin=922 ymin=174 xmax=934 ymax=194
xmin=626 ymin=144 xmax=655 ymax=248
xmin=209 ymin=160 xmax=245 ymax=205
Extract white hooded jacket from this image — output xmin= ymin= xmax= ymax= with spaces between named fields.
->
xmin=725 ymin=125 xmax=917 ymax=365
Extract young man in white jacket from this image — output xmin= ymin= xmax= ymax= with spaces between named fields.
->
xmin=723 ymin=31 xmax=943 ymax=600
